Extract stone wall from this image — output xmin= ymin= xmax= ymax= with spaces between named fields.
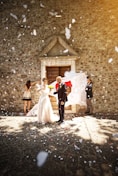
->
xmin=0 ymin=0 xmax=118 ymax=115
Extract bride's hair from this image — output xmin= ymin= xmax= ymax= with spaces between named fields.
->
xmin=42 ymin=78 xmax=47 ymax=82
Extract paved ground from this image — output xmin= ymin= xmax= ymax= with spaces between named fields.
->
xmin=0 ymin=114 xmax=118 ymax=176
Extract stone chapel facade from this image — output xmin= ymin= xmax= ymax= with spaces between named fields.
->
xmin=0 ymin=0 xmax=118 ymax=116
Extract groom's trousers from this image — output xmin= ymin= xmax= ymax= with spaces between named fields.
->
xmin=58 ymin=101 xmax=65 ymax=122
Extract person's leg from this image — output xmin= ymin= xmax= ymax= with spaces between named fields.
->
xmin=89 ymin=99 xmax=93 ymax=114
xmin=57 ymin=101 xmax=65 ymax=122
xmin=27 ymin=100 xmax=31 ymax=112
xmin=86 ymin=99 xmax=90 ymax=113
xmin=60 ymin=104 xmax=64 ymax=122
xmin=24 ymin=101 xmax=27 ymax=114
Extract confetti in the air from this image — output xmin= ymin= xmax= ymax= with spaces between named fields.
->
xmin=22 ymin=15 xmax=26 ymax=23
xmin=40 ymin=2 xmax=45 ymax=8
xmin=49 ymin=11 xmax=58 ymax=16
xmin=31 ymin=29 xmax=37 ymax=36
xmin=65 ymin=27 xmax=71 ymax=39
xmin=72 ymin=19 xmax=76 ymax=23
xmin=23 ymin=4 xmax=28 ymax=9
xmin=63 ymin=49 xmax=68 ymax=53
xmin=10 ymin=13 xmax=18 ymax=20
xmin=115 ymin=46 xmax=118 ymax=52
xmin=11 ymin=69 xmax=16 ymax=74
xmin=108 ymin=58 xmax=113 ymax=63
xmin=37 ymin=151 xmax=48 ymax=167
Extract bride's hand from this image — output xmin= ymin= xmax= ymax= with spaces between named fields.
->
xmin=48 ymin=92 xmax=55 ymax=96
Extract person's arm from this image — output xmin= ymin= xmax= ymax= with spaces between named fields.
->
xmin=53 ymin=91 xmax=57 ymax=94
xmin=31 ymin=81 xmax=39 ymax=86
xmin=88 ymin=83 xmax=92 ymax=91
xmin=24 ymin=85 xmax=26 ymax=91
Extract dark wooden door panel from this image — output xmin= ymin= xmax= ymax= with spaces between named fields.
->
xmin=59 ymin=66 xmax=71 ymax=77
xmin=46 ymin=66 xmax=71 ymax=84
xmin=46 ymin=67 xmax=59 ymax=84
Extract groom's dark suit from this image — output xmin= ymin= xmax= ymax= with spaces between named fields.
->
xmin=54 ymin=83 xmax=67 ymax=122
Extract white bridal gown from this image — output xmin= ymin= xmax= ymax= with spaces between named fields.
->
xmin=26 ymin=84 xmax=59 ymax=123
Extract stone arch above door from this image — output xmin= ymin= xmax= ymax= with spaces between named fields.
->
xmin=39 ymin=36 xmax=79 ymax=113
xmin=39 ymin=36 xmax=79 ymax=57
xmin=40 ymin=36 xmax=79 ymax=78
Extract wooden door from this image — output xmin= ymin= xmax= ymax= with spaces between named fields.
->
xmin=46 ymin=66 xmax=71 ymax=110
xmin=46 ymin=66 xmax=71 ymax=84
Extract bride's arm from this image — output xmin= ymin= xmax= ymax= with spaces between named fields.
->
xmin=36 ymin=83 xmax=42 ymax=91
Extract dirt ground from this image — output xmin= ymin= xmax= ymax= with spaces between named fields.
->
xmin=0 ymin=114 xmax=118 ymax=176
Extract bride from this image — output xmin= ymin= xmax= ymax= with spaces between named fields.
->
xmin=26 ymin=78 xmax=59 ymax=123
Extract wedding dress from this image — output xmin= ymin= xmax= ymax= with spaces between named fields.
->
xmin=26 ymin=84 xmax=59 ymax=123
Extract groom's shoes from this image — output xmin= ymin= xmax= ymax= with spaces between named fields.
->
xmin=85 ymin=111 xmax=90 ymax=114
xmin=56 ymin=120 xmax=64 ymax=124
xmin=56 ymin=120 xmax=61 ymax=123
xmin=58 ymin=120 xmax=64 ymax=125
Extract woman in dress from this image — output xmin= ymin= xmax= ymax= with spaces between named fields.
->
xmin=26 ymin=78 xmax=59 ymax=124
xmin=22 ymin=80 xmax=36 ymax=115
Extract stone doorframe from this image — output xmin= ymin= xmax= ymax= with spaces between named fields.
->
xmin=39 ymin=36 xmax=79 ymax=113
xmin=40 ymin=56 xmax=77 ymax=113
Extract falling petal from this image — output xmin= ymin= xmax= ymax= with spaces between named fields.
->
xmin=65 ymin=27 xmax=71 ymax=39
xmin=40 ymin=2 xmax=45 ymax=8
xmin=108 ymin=58 xmax=113 ymax=63
xmin=63 ymin=49 xmax=68 ymax=53
xmin=74 ymin=144 xmax=80 ymax=150
xmin=23 ymin=4 xmax=28 ymax=9
xmin=72 ymin=19 xmax=76 ymax=23
xmin=60 ymin=157 xmax=63 ymax=160
xmin=11 ymin=69 xmax=16 ymax=74
xmin=69 ymin=23 xmax=71 ymax=28
xmin=37 ymin=151 xmax=48 ymax=167
xmin=23 ymin=17 xmax=26 ymax=23
xmin=31 ymin=29 xmax=37 ymax=36
xmin=49 ymin=11 xmax=58 ymax=16
xmin=10 ymin=13 xmax=18 ymax=20
xmin=79 ymin=139 xmax=83 ymax=143
xmin=115 ymin=46 xmax=118 ymax=52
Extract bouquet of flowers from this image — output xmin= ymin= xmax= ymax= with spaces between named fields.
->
xmin=48 ymin=85 xmax=54 ymax=91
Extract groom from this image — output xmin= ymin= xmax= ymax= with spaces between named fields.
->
xmin=54 ymin=76 xmax=67 ymax=123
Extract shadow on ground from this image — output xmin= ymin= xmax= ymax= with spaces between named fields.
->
xmin=0 ymin=115 xmax=118 ymax=176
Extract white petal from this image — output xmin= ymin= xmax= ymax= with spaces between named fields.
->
xmin=37 ymin=151 xmax=48 ymax=167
